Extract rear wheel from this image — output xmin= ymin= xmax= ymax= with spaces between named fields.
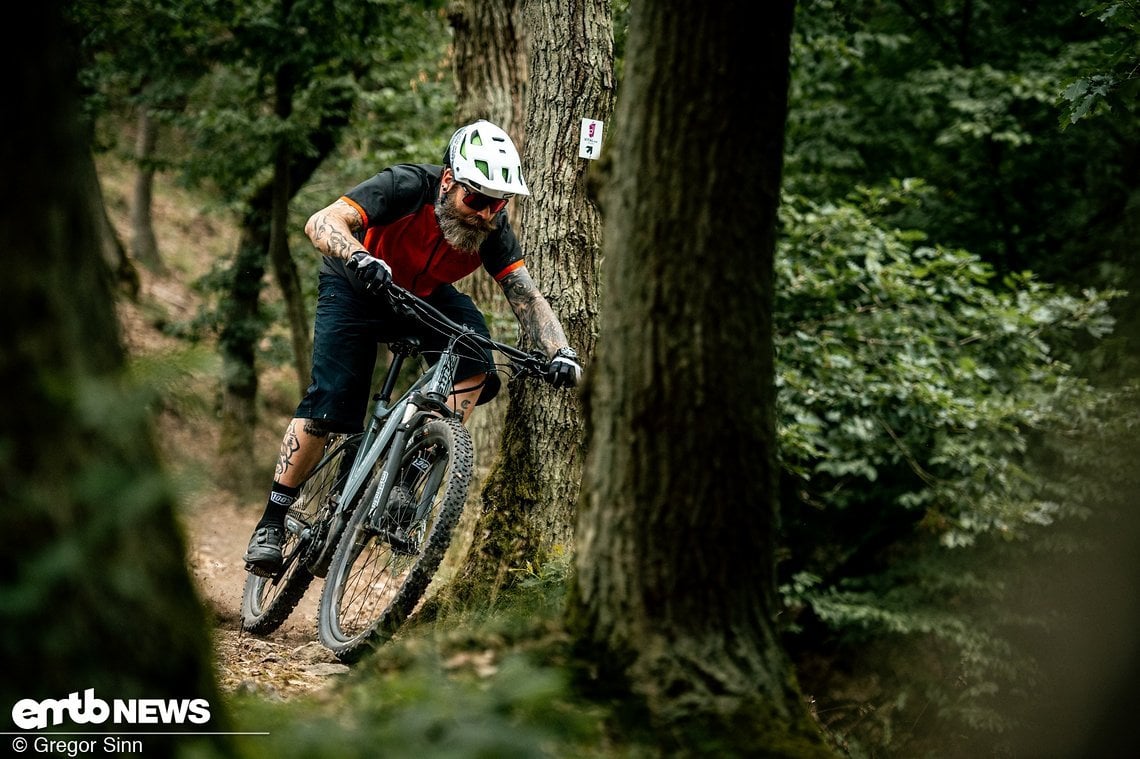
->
xmin=317 ymin=416 xmax=473 ymax=662
xmin=241 ymin=435 xmax=357 ymax=634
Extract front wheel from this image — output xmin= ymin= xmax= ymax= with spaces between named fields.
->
xmin=317 ymin=416 xmax=473 ymax=662
xmin=241 ymin=435 xmax=357 ymax=634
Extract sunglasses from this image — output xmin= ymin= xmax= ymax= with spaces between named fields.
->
xmin=457 ymin=183 xmax=509 ymax=214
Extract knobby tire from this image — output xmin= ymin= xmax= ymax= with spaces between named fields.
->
xmin=317 ymin=416 xmax=473 ymax=662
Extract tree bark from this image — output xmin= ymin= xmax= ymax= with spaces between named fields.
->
xmin=445 ymin=0 xmax=613 ymax=606
xmin=441 ymin=0 xmax=528 ymax=580
xmin=449 ymin=0 xmax=528 ymax=321
xmin=567 ymin=2 xmax=834 ymax=755
xmin=451 ymin=0 xmax=528 ymax=137
xmin=1 ymin=3 xmax=226 ymax=750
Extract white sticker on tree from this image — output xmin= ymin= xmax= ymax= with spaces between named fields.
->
xmin=579 ymin=119 xmax=604 ymax=159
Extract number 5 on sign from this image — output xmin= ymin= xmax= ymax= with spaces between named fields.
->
xmin=579 ymin=118 xmax=604 ymax=159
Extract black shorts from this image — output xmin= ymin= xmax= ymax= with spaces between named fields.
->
xmin=294 ymin=272 xmax=502 ymax=433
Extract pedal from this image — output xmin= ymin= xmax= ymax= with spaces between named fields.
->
xmin=245 ymin=562 xmax=278 ymax=579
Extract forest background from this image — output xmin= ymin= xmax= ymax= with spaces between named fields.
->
xmin=3 ymin=1 xmax=1140 ymax=758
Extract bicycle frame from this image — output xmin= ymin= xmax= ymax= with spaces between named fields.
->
xmin=308 ymin=330 xmax=464 ymax=570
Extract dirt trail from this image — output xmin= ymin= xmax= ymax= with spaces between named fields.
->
xmin=182 ymin=490 xmax=350 ymax=698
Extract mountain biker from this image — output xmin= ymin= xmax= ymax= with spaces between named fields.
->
xmin=243 ymin=119 xmax=582 ymax=577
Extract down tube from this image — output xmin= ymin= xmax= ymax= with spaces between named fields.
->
xmin=339 ymin=404 xmax=405 ymax=513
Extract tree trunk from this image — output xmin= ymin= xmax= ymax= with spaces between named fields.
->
xmin=1 ymin=3 xmax=226 ymax=751
xmin=450 ymin=0 xmax=528 ymax=326
xmin=130 ymin=106 xmax=164 ymax=274
xmin=268 ymin=60 xmax=312 ymax=397
xmin=451 ymin=0 xmax=528 ymax=137
xmin=442 ymin=0 xmax=528 ymax=578
xmin=445 ymin=0 xmax=613 ymax=606
xmin=218 ymin=213 xmax=271 ymax=494
xmin=567 ymin=2 xmax=834 ymax=755
xmin=82 ymin=144 xmax=139 ymax=300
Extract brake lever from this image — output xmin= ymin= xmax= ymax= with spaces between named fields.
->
xmin=384 ymin=286 xmax=419 ymax=320
xmin=521 ymin=350 xmax=550 ymax=378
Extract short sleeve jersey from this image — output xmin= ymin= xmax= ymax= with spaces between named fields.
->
xmin=320 ymin=163 xmax=525 ymax=297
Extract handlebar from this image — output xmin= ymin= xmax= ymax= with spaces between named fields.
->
xmin=382 ymin=284 xmax=549 ymax=379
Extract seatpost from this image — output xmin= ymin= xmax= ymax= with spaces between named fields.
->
xmin=376 ymin=353 xmax=406 ymax=406
xmin=378 ymin=337 xmax=421 ymax=405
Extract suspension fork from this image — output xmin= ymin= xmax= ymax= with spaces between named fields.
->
xmin=357 ymin=338 xmax=460 ymax=534
xmin=364 ymin=398 xmax=455 ymax=533
xmin=364 ymin=405 xmax=418 ymax=532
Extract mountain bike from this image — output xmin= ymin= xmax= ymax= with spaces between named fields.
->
xmin=240 ymin=283 xmax=551 ymax=662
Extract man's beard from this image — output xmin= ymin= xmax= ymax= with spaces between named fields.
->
xmin=436 ymin=189 xmax=495 ymax=252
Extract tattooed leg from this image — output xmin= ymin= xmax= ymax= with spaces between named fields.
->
xmin=274 ymin=417 xmax=329 ymax=487
xmin=450 ymin=375 xmax=485 ymax=424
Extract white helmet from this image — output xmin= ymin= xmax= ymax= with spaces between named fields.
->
xmin=445 ymin=120 xmax=530 ymax=199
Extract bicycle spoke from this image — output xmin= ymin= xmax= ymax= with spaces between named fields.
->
xmin=334 ymin=535 xmax=415 ymax=638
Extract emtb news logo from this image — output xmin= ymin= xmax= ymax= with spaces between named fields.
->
xmin=10 ymin=689 xmax=211 ymax=730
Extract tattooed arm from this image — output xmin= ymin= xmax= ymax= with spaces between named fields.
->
xmin=499 ymin=266 xmax=571 ymax=359
xmin=304 ymin=199 xmax=368 ymax=261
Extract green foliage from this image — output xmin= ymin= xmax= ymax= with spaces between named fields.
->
xmin=786 ymin=0 xmax=1140 ymax=285
xmin=231 ymin=657 xmax=601 ymax=759
xmin=177 ymin=0 xmax=452 ymax=205
xmin=68 ymin=0 xmax=236 ymax=149
xmin=1059 ymin=2 xmax=1140 ymax=126
xmin=773 ymin=184 xmax=1132 ymax=753
xmin=777 ymin=184 xmax=1118 ymax=543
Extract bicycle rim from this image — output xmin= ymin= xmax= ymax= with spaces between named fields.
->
xmin=241 ymin=436 xmax=355 ymax=634
xmin=318 ymin=417 xmax=473 ymax=661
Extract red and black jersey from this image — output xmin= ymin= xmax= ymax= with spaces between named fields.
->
xmin=320 ymin=163 xmax=524 ymax=297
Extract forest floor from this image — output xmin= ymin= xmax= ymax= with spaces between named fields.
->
xmin=185 ymin=493 xmax=349 ymax=699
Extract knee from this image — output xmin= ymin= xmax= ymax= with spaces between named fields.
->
xmin=302 ymin=418 xmax=331 ymax=438
xmin=477 ymin=373 xmax=502 ymax=405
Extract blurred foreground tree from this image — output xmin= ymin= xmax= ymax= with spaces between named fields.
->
xmin=0 ymin=1 xmax=226 ymax=752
